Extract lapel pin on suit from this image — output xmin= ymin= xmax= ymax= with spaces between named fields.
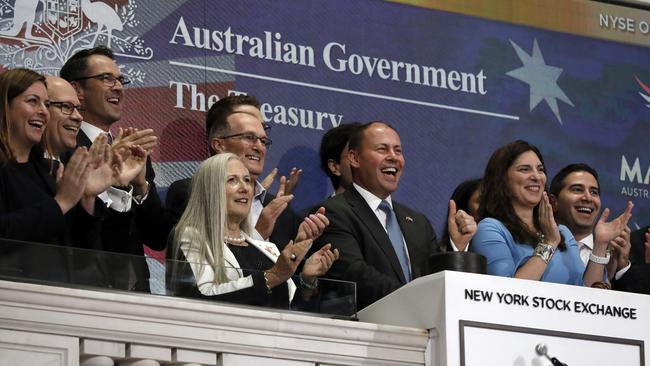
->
xmin=405 ymin=216 xmax=414 ymax=223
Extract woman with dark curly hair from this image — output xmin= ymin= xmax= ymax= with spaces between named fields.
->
xmin=471 ymin=140 xmax=631 ymax=286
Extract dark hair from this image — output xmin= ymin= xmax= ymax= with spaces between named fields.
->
xmin=440 ymin=178 xmax=482 ymax=251
xmin=0 ymin=68 xmax=47 ymax=164
xmin=549 ymin=163 xmax=599 ymax=197
xmin=348 ymin=121 xmax=397 ymax=152
xmin=205 ymin=95 xmax=262 ymax=155
xmin=319 ymin=123 xmax=360 ymax=189
xmin=60 ymin=46 xmax=115 ymax=82
xmin=479 ymin=140 xmax=565 ymax=250
xmin=451 ymin=178 xmax=482 ymax=214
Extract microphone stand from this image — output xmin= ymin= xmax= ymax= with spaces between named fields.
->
xmin=535 ymin=344 xmax=568 ymax=366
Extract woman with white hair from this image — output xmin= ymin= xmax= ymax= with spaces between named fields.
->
xmin=171 ymin=153 xmax=338 ymax=307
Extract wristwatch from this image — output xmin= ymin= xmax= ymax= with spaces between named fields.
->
xmin=589 ymin=250 xmax=611 ymax=265
xmin=534 ymin=243 xmax=555 ymax=264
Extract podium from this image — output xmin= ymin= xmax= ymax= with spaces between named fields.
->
xmin=358 ymin=271 xmax=649 ymax=366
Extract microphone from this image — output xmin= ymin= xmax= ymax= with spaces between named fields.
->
xmin=534 ymin=344 xmax=548 ymax=357
xmin=535 ymin=344 xmax=568 ymax=366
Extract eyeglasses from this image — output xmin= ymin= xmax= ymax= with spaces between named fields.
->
xmin=73 ymin=73 xmax=131 ymax=87
xmin=46 ymin=101 xmax=85 ymax=115
xmin=218 ymin=132 xmax=272 ymax=147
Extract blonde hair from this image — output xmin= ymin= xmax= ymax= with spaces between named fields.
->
xmin=172 ymin=153 xmax=253 ymax=284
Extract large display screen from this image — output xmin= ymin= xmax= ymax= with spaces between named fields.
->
xmin=1 ymin=0 xmax=648 ymax=231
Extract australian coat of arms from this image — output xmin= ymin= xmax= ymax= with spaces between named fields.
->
xmin=0 ymin=0 xmax=152 ymax=79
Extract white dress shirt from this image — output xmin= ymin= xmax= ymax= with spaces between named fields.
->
xmin=249 ymin=180 xmax=267 ymax=228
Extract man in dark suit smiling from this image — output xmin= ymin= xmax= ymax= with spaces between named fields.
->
xmin=314 ymin=121 xmax=439 ymax=310
xmin=60 ymin=46 xmax=165 ymax=291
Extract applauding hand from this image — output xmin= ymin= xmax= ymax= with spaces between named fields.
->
xmin=295 ymin=207 xmax=329 ymax=243
xmin=301 ymin=243 xmax=339 ymax=283
xmin=256 ymin=176 xmax=293 ymax=239
xmin=538 ymin=192 xmax=561 ymax=247
xmin=594 ymin=201 xmax=633 ymax=249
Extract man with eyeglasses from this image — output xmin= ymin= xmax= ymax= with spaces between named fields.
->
xmin=44 ymin=77 xmax=85 ymax=156
xmin=43 ymin=75 xmax=142 ymax=287
xmin=59 ymin=46 xmax=166 ymax=292
xmin=166 ymin=95 xmax=301 ymax=250
xmin=44 ymin=76 xmax=147 ymax=207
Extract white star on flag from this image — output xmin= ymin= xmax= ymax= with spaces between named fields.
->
xmin=507 ymin=39 xmax=574 ymax=124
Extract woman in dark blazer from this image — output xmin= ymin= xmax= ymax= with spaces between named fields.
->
xmin=0 ymin=68 xmax=96 ymax=282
